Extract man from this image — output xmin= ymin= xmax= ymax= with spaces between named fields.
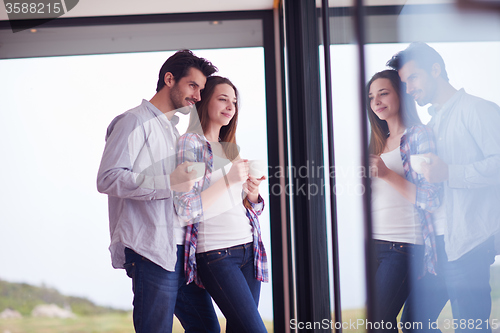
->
xmin=97 ymin=50 xmax=219 ymax=332
xmin=388 ymin=42 xmax=500 ymax=332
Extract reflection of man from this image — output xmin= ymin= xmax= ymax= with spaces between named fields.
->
xmin=388 ymin=42 xmax=500 ymax=332
xmin=97 ymin=50 xmax=220 ymax=332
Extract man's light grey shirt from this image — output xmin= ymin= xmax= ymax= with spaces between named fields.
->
xmin=428 ymin=88 xmax=500 ymax=261
xmin=97 ymin=99 xmax=180 ymax=271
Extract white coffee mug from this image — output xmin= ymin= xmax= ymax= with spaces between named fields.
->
xmin=187 ymin=162 xmax=206 ymax=181
xmin=248 ymin=160 xmax=267 ymax=179
xmin=410 ymin=154 xmax=430 ymax=174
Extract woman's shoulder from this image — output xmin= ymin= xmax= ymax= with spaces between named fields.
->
xmin=178 ymin=132 xmax=206 ymax=145
xmin=404 ymin=124 xmax=436 ymax=152
xmin=406 ymin=124 xmax=433 ymax=136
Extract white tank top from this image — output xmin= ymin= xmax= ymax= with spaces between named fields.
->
xmin=371 ymin=147 xmax=423 ymax=244
xmin=196 ymin=155 xmax=253 ymax=253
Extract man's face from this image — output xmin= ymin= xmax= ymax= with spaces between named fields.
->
xmin=398 ymin=60 xmax=437 ymax=107
xmin=169 ymin=67 xmax=207 ymax=111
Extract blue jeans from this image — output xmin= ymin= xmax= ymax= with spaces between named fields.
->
xmin=196 ymin=242 xmax=267 ymax=333
xmin=124 ymin=246 xmax=220 ymax=333
xmin=401 ymin=236 xmax=495 ymax=333
xmin=372 ymin=240 xmax=424 ymax=333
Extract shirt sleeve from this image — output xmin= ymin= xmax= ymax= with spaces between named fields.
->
xmin=413 ymin=126 xmax=442 ymax=213
xmin=174 ymin=133 xmax=205 ymax=226
xmin=96 ymin=112 xmax=171 ymax=200
xmin=448 ymin=101 xmax=500 ymax=189
xmin=248 ymin=194 xmax=265 ymax=216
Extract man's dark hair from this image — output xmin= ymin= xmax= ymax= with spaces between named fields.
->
xmin=156 ymin=49 xmax=218 ymax=92
xmin=386 ymin=42 xmax=449 ymax=82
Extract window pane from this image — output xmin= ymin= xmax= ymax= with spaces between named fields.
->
xmin=325 ymin=1 xmax=500 ymax=332
xmin=0 ymin=47 xmax=273 ymax=329
xmin=364 ymin=2 xmax=500 ymax=330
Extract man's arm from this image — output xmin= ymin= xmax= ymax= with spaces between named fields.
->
xmin=448 ymin=101 xmax=500 ymax=188
xmin=96 ymin=113 xmax=172 ymax=200
xmin=423 ymin=100 xmax=500 ymax=188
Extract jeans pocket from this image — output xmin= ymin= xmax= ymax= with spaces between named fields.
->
xmin=198 ymin=249 xmax=229 ymax=266
xmin=124 ymin=262 xmax=136 ymax=279
xmin=391 ymin=243 xmax=414 ymax=256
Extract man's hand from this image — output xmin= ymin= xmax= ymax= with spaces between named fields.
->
xmin=421 ymin=153 xmax=448 ymax=183
xmin=170 ymin=161 xmax=196 ymax=192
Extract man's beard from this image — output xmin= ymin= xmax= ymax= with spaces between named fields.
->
xmin=169 ymin=83 xmax=185 ymax=110
xmin=170 ymin=83 xmax=195 ymax=115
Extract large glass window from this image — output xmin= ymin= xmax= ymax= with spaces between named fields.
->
xmin=0 ymin=47 xmax=273 ymax=330
xmin=323 ymin=1 xmax=500 ymax=332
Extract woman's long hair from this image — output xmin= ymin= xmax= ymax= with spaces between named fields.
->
xmin=367 ymin=69 xmax=422 ymax=155
xmin=187 ymin=76 xmax=240 ymax=161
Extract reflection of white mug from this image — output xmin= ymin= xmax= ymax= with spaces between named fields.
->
xmin=410 ymin=154 xmax=430 ymax=174
xmin=248 ymin=160 xmax=267 ymax=179
xmin=187 ymin=162 xmax=206 ymax=181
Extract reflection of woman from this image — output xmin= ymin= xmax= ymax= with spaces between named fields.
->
xmin=367 ymin=70 xmax=441 ymax=331
xmin=174 ymin=76 xmax=268 ymax=333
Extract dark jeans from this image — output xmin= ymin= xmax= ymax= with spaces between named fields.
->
xmin=196 ymin=242 xmax=267 ymax=333
xmin=124 ymin=245 xmax=219 ymax=333
xmin=373 ymin=239 xmax=424 ymax=333
xmin=401 ymin=236 xmax=495 ymax=333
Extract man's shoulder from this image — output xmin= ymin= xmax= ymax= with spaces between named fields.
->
xmin=458 ymin=90 xmax=500 ymax=113
xmin=105 ymin=101 xmax=153 ymax=138
xmin=109 ymin=101 xmax=155 ymax=126
xmin=123 ymin=100 xmax=156 ymax=120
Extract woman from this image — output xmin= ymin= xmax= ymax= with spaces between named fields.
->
xmin=367 ymin=69 xmax=441 ymax=331
xmin=174 ymin=76 xmax=268 ymax=333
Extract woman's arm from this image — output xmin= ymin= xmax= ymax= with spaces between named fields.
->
xmin=244 ymin=175 xmax=266 ymax=203
xmin=412 ymin=126 xmax=442 ymax=212
xmin=200 ymin=158 xmax=249 ymax=209
xmin=370 ymin=126 xmax=442 ymax=212
xmin=243 ymin=175 xmax=266 ymax=215
xmin=174 ymin=133 xmax=206 ymax=224
xmin=174 ymin=134 xmax=250 ymax=224
xmin=370 ymin=154 xmax=417 ymax=204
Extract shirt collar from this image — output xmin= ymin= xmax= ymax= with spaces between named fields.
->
xmin=427 ymin=88 xmax=465 ymax=117
xmin=141 ymin=99 xmax=179 ymax=127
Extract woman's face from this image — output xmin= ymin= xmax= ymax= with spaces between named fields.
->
xmin=368 ymin=78 xmax=400 ymax=121
xmin=207 ymin=83 xmax=237 ymax=127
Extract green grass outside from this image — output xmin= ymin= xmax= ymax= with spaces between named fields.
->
xmin=1 ymin=266 xmax=498 ymax=332
xmin=0 ymin=314 xmax=274 ymax=333
xmin=0 ymin=313 xmax=134 ymax=333
xmin=1 ymin=303 xmax=499 ymax=333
